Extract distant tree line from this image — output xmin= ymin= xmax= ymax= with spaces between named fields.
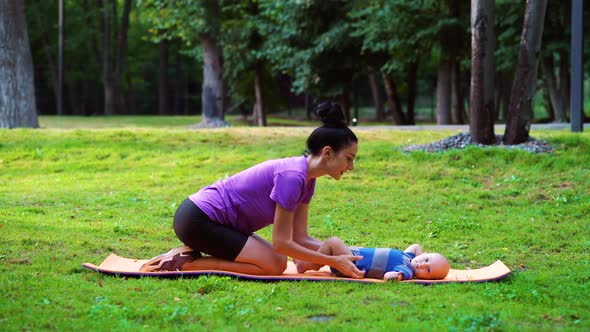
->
xmin=1 ymin=1 xmax=589 ymax=142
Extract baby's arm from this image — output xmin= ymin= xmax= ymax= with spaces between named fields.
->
xmin=404 ymin=244 xmax=423 ymax=256
xmin=383 ymin=271 xmax=404 ymax=281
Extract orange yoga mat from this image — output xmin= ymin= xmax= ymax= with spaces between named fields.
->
xmin=83 ymin=254 xmax=511 ymax=284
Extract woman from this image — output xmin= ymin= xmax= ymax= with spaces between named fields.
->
xmin=141 ymin=102 xmax=364 ymax=278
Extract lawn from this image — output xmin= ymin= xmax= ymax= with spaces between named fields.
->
xmin=0 ymin=118 xmax=589 ymax=331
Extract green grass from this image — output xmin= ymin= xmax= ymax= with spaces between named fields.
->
xmin=1 ymin=119 xmax=589 ymax=331
xmin=38 ymin=114 xmax=321 ymax=129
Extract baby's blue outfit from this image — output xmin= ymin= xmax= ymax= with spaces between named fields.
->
xmin=348 ymin=248 xmax=416 ymax=279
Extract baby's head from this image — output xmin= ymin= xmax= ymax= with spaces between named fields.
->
xmin=411 ymin=253 xmax=450 ymax=280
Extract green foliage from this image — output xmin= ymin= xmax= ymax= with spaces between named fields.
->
xmin=137 ymin=0 xmax=211 ymax=45
xmin=495 ymin=1 xmax=525 ymax=72
xmin=26 ymin=0 xmax=205 ymax=115
xmin=25 ymin=0 xmax=580 ymax=121
xmin=349 ymin=0 xmax=469 ymax=74
xmin=1 ymin=122 xmax=589 ymax=330
xmin=259 ymin=0 xmax=362 ymax=96
xmin=350 ymin=1 xmax=431 ymax=60
xmin=221 ymin=0 xmax=283 ymax=109
xmin=27 ymin=1 xmax=101 ymax=82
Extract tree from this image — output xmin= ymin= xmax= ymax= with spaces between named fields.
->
xmin=0 ymin=1 xmax=39 ymax=128
xmin=158 ymin=39 xmax=169 ymax=115
xmin=367 ymin=72 xmax=384 ymax=121
xmin=469 ymin=0 xmax=496 ymax=144
xmin=96 ymin=0 xmax=132 ymax=115
xmin=139 ymin=0 xmax=226 ymax=126
xmin=260 ymin=0 xmax=363 ymax=122
xmin=29 ymin=0 xmax=60 ymax=115
xmin=381 ymin=71 xmax=406 ymax=125
xmin=223 ymin=0 xmax=272 ymax=126
xmin=113 ymin=0 xmax=133 ymax=115
xmin=540 ymin=1 xmax=570 ymax=123
xmin=494 ymin=1 xmax=525 ymax=121
xmin=349 ymin=0 xmax=424 ymax=125
xmin=200 ymin=0 xmax=225 ymax=126
xmin=350 ymin=0 xmax=469 ymax=125
xmin=27 ymin=0 xmax=183 ymax=116
xmin=21 ymin=0 xmax=573 ymax=127
xmin=440 ymin=0 xmax=469 ymax=125
xmin=504 ymin=0 xmax=548 ymax=144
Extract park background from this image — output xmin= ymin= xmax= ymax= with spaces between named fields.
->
xmin=1 ymin=1 xmax=590 ymax=331
xmin=2 ymin=1 xmax=589 ymax=133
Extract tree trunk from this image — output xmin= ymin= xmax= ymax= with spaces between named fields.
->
xmin=504 ymin=0 xmax=548 ymax=144
xmin=335 ymin=93 xmax=351 ymax=125
xmin=305 ymin=93 xmax=313 ymax=120
xmin=0 ymin=1 xmax=39 ymax=128
xmin=559 ymin=1 xmax=571 ymax=113
xmin=253 ymin=61 xmax=266 ymax=126
xmin=113 ymin=0 xmax=131 ymax=115
xmin=158 ymin=40 xmax=169 ymax=115
xmin=437 ymin=4 xmax=456 ymax=126
xmin=368 ymin=72 xmax=384 ymax=121
xmin=469 ymin=0 xmax=496 ymax=145
xmin=406 ymin=62 xmax=417 ymax=125
xmin=542 ymin=79 xmax=555 ymax=122
xmin=83 ymin=0 xmax=102 ymax=67
xmin=198 ymin=0 xmax=225 ymax=127
xmin=436 ymin=60 xmax=453 ymax=124
xmin=449 ymin=0 xmax=464 ymax=125
xmin=99 ymin=0 xmax=115 ymax=115
xmin=200 ymin=33 xmax=225 ymax=126
xmin=125 ymin=71 xmax=136 ymax=114
xmin=558 ymin=49 xmax=570 ymax=113
xmin=67 ymin=81 xmax=82 ymax=115
xmin=451 ymin=60 xmax=465 ymax=124
xmin=494 ymin=72 xmax=511 ymax=121
xmin=353 ymin=81 xmax=359 ymax=126
xmin=174 ymin=42 xmax=185 ymax=115
xmin=542 ymin=54 xmax=567 ymax=122
xmin=381 ymin=71 xmax=406 ymax=125
xmin=97 ymin=0 xmax=131 ymax=115
xmin=31 ymin=1 xmax=60 ymax=115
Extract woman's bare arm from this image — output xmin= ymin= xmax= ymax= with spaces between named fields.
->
xmin=291 ymin=204 xmax=322 ymax=250
xmin=272 ymin=204 xmax=363 ymax=278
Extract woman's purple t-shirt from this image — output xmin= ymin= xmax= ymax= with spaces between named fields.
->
xmin=189 ymin=156 xmax=316 ymax=234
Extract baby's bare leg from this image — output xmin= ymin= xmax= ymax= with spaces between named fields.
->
xmin=294 ymin=237 xmax=353 ymax=273
xmin=322 ymin=237 xmax=353 ymax=256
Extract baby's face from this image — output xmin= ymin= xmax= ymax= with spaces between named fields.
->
xmin=411 ymin=253 xmax=449 ymax=279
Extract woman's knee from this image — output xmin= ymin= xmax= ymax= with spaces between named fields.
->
xmin=258 ymin=253 xmax=287 ymax=275
xmin=251 ymin=254 xmax=287 ymax=275
xmin=238 ymin=237 xmax=288 ymax=275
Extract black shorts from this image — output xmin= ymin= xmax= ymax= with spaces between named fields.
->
xmin=173 ymin=198 xmax=249 ymax=261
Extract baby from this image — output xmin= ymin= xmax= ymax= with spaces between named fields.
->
xmin=295 ymin=237 xmax=450 ymax=281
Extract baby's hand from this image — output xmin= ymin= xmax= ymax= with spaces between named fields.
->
xmin=383 ymin=271 xmax=403 ymax=281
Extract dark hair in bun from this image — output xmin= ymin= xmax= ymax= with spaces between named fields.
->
xmin=306 ymin=101 xmax=358 ymax=156
xmin=315 ymin=101 xmax=347 ymax=128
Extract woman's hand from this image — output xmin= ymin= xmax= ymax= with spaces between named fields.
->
xmin=331 ymin=255 xmax=365 ymax=278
